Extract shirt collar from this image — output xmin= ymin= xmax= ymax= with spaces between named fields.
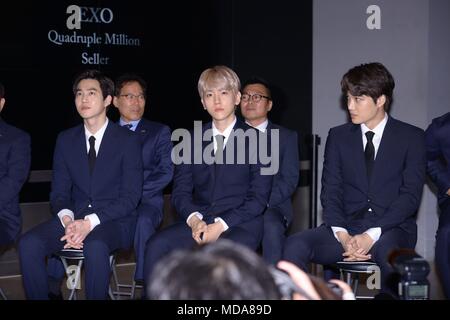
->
xmin=85 ymin=118 xmax=109 ymax=142
xmin=119 ymin=118 xmax=141 ymax=131
xmin=212 ymin=116 xmax=237 ymax=140
xmin=246 ymin=119 xmax=268 ymax=132
xmin=361 ymin=113 xmax=388 ymax=137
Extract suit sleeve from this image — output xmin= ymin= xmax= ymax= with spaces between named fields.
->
xmin=50 ymin=133 xmax=75 ymax=214
xmin=425 ymin=120 xmax=450 ymax=196
xmin=141 ymin=126 xmax=173 ymax=202
xmin=377 ymin=129 xmax=426 ymax=232
xmin=171 ymin=162 xmax=204 ymax=221
xmin=0 ymin=132 xmax=31 ymax=209
xmin=268 ymin=131 xmax=299 ymax=207
xmin=321 ymin=129 xmax=347 ymax=228
xmin=96 ymin=134 xmax=143 ymax=222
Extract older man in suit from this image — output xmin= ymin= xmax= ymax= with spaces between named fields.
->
xmin=18 ymin=70 xmax=143 ymax=299
xmin=425 ymin=112 xmax=450 ymax=299
xmin=240 ymin=77 xmax=299 ymax=265
xmin=0 ymin=82 xmax=31 ymax=246
xmin=283 ymin=62 xmax=426 ymax=296
xmin=113 ymin=73 xmax=173 ymax=283
xmin=143 ymin=66 xmax=273 ymax=287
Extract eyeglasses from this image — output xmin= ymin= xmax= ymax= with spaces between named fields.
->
xmin=119 ymin=94 xmax=145 ymax=101
xmin=241 ymin=93 xmax=271 ymax=103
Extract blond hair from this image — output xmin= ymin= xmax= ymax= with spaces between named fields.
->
xmin=197 ymin=65 xmax=241 ymax=98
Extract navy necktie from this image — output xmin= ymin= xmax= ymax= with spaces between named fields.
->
xmin=88 ymin=136 xmax=96 ymax=175
xmin=365 ymin=131 xmax=375 ymax=180
xmin=123 ymin=123 xmax=133 ymax=130
xmin=214 ymin=134 xmax=225 ymax=164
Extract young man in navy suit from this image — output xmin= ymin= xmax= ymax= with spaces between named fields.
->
xmin=283 ymin=62 xmax=426 ymax=296
xmin=18 ymin=70 xmax=143 ymax=299
xmin=425 ymin=112 xmax=450 ymax=298
xmin=0 ymin=82 xmax=31 ymax=246
xmin=240 ymin=77 xmax=299 ymax=265
xmin=113 ymin=73 xmax=173 ymax=283
xmin=143 ymin=66 xmax=273 ymax=287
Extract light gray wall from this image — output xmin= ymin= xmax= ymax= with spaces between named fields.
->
xmin=313 ymin=0 xmax=450 ymax=296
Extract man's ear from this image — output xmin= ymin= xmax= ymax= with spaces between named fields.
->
xmin=0 ymin=98 xmax=5 ymax=113
xmin=267 ymin=100 xmax=273 ymax=112
xmin=112 ymin=96 xmax=119 ymax=108
xmin=376 ymin=95 xmax=386 ymax=109
xmin=104 ymin=95 xmax=113 ymax=108
xmin=235 ymin=91 xmax=241 ymax=105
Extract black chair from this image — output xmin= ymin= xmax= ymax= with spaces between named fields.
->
xmin=55 ymin=249 xmax=116 ymax=300
xmin=333 ymin=261 xmax=380 ymax=299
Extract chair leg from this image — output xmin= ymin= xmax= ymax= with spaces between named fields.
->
xmin=66 ymin=260 xmax=83 ymax=300
xmin=0 ymin=287 xmax=7 ymax=300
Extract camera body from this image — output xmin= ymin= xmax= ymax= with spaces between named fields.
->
xmin=392 ymin=251 xmax=430 ymax=300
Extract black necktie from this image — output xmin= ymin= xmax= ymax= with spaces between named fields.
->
xmin=88 ymin=136 xmax=96 ymax=175
xmin=214 ymin=134 xmax=225 ymax=164
xmin=123 ymin=123 xmax=133 ymax=130
xmin=365 ymin=131 xmax=375 ymax=180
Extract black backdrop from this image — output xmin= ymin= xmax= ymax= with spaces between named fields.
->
xmin=0 ymin=0 xmax=312 ymax=201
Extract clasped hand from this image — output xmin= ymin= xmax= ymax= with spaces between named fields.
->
xmin=60 ymin=219 xmax=91 ymax=249
xmin=189 ymin=217 xmax=224 ymax=244
xmin=340 ymin=232 xmax=374 ymax=261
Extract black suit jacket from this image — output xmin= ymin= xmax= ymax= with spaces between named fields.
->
xmin=321 ymin=116 xmax=426 ymax=237
xmin=266 ymin=121 xmax=299 ymax=225
xmin=0 ymin=119 xmax=31 ymax=243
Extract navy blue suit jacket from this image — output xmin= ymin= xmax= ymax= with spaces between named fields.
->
xmin=0 ymin=119 xmax=31 ymax=242
xmin=135 ymin=119 xmax=173 ymax=212
xmin=172 ymin=119 xmax=272 ymax=229
xmin=50 ymin=121 xmax=143 ymax=224
xmin=266 ymin=122 xmax=299 ymax=225
xmin=425 ymin=112 xmax=450 ymax=206
xmin=321 ymin=116 xmax=426 ymax=237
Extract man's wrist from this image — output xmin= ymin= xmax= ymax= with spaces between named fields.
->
xmin=62 ymin=216 xmax=72 ymax=227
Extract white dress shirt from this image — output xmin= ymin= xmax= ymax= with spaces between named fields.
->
xmin=57 ymin=118 xmax=109 ymax=231
xmin=246 ymin=119 xmax=268 ymax=133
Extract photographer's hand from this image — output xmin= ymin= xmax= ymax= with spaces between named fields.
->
xmin=277 ymin=260 xmax=321 ymax=300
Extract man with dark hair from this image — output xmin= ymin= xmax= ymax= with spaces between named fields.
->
xmin=113 ymin=73 xmax=173 ymax=283
xmin=0 ymin=82 xmax=31 ymax=246
xmin=240 ymin=77 xmax=299 ymax=265
xmin=283 ymin=62 xmax=426 ymax=296
xmin=147 ymin=239 xmax=281 ymax=300
xmin=18 ymin=70 xmax=143 ymax=299
xmin=425 ymin=112 xmax=450 ymax=298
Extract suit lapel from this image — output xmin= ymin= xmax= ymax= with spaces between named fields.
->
xmin=72 ymin=125 xmax=90 ymax=191
xmin=348 ymin=124 xmax=369 ymax=188
xmin=370 ymin=117 xmax=396 ymax=186
xmin=95 ymin=122 xmax=115 ymax=176
xmin=136 ymin=119 xmax=150 ymax=141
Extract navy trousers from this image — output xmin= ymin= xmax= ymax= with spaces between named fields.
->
xmin=283 ymin=224 xmax=416 ymax=296
xmin=143 ymin=217 xmax=263 ymax=291
xmin=262 ymin=208 xmax=288 ymax=265
xmin=19 ymin=217 xmax=135 ymax=299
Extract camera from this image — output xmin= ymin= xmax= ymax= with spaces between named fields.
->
xmin=269 ymin=267 xmax=343 ymax=300
xmin=390 ymin=249 xmax=430 ymax=300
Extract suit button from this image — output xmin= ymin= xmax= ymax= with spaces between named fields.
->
xmin=368 ymin=208 xmax=373 ymax=212
xmin=88 ymin=204 xmax=92 ymax=208
xmin=367 ymin=199 xmax=371 ymax=202
xmin=211 ymin=202 xmax=215 ymax=207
